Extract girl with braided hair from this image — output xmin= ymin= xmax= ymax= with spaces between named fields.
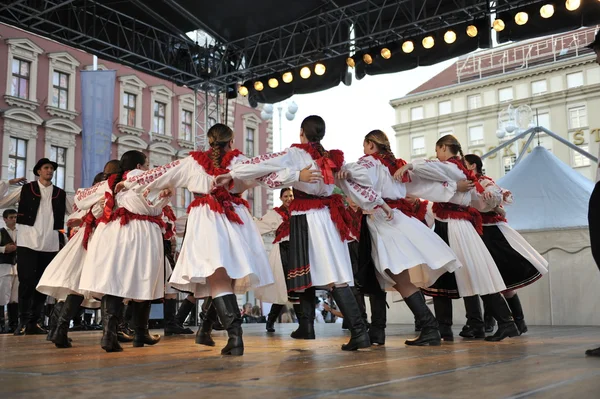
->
xmin=397 ymin=134 xmax=520 ymax=342
xmin=216 ymin=116 xmax=393 ymax=351
xmin=116 ymin=124 xmax=305 ymax=356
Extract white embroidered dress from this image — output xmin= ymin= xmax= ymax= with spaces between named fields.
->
xmin=339 ymin=155 xmax=462 ymax=290
xmin=410 ymin=159 xmax=507 ymax=297
xmin=78 ymin=170 xmax=168 ymax=300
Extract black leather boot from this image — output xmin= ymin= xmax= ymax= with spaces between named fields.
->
xmin=131 ymin=301 xmax=161 ymax=347
xmin=266 ymin=304 xmax=284 ymax=333
xmin=291 ymin=288 xmax=316 ymax=340
xmin=46 ymin=301 xmax=64 ymax=341
xmin=368 ymin=290 xmax=387 ymax=345
xmin=175 ymin=298 xmax=195 ymax=327
xmin=116 ymin=302 xmax=133 ymax=343
xmin=196 ymin=299 xmax=216 ymax=346
xmin=404 ymin=291 xmax=441 ymax=346
xmin=101 ymin=295 xmax=123 ymax=352
xmin=585 ymin=346 xmax=600 ymax=356
xmin=164 ymin=299 xmax=193 ymax=336
xmin=0 ymin=306 xmax=5 ymax=333
xmin=352 ymin=286 xmax=368 ymax=327
xmin=26 ymin=293 xmax=48 ymax=335
xmin=483 ymin=299 xmax=495 ymax=332
xmin=433 ymin=296 xmax=454 ymax=341
xmin=331 ymin=286 xmax=371 ymax=351
xmin=213 ymin=294 xmax=244 ymax=356
xmin=53 ymin=295 xmax=84 ymax=348
xmin=459 ymin=296 xmax=485 ymax=339
xmin=482 ymin=293 xmax=520 ymax=342
xmin=505 ymin=294 xmax=527 ymax=334
xmin=7 ymin=303 xmax=19 ymax=334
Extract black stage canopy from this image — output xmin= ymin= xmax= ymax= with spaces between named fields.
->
xmin=1 ymin=0 xmax=599 ymax=104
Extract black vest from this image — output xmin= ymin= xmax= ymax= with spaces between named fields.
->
xmin=0 ymin=228 xmax=16 ymax=265
xmin=17 ymin=182 xmax=66 ymax=230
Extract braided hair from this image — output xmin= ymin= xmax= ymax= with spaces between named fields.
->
xmin=364 ymin=129 xmax=396 ymax=160
xmin=207 ymin=123 xmax=234 ymax=168
xmin=112 ymin=150 xmax=146 ymax=193
xmin=436 ymin=134 xmax=466 ymax=166
xmin=301 ymin=115 xmax=327 ymax=155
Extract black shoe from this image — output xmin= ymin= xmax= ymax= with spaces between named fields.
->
xmin=213 ymin=294 xmax=244 ymax=356
xmin=46 ymin=302 xmax=64 ymax=341
xmin=164 ymin=299 xmax=193 ymax=336
xmin=505 ymin=294 xmax=528 ymax=334
xmin=585 ymin=346 xmax=600 ymax=356
xmin=368 ymin=291 xmax=387 ymax=345
xmin=459 ymin=295 xmax=485 ymax=339
xmin=483 ymin=299 xmax=496 ymax=333
xmin=291 ymin=289 xmax=316 ymax=340
xmin=266 ymin=304 xmax=284 ymax=333
xmin=131 ymin=301 xmax=161 ymax=347
xmin=433 ymin=296 xmax=454 ymax=342
xmin=404 ymin=291 xmax=441 ymax=346
xmin=459 ymin=324 xmax=486 ymax=339
xmin=196 ymin=299 xmax=216 ymax=346
xmin=331 ymin=286 xmax=371 ymax=351
xmin=25 ymin=323 xmax=47 ymax=335
xmin=101 ymin=295 xmax=123 ymax=352
xmin=482 ymin=294 xmax=520 ymax=342
xmin=7 ymin=303 xmax=19 ymax=334
xmin=53 ymin=295 xmax=84 ymax=348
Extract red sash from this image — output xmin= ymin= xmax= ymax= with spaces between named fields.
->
xmin=273 ymin=206 xmax=290 ymax=244
xmin=290 ymin=190 xmax=353 ymax=242
xmin=188 ymin=188 xmax=249 ymax=225
xmin=433 ymin=202 xmax=483 ymax=235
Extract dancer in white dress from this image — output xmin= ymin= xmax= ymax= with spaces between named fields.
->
xmin=117 ymin=124 xmax=304 ymax=356
xmin=463 ymin=154 xmax=548 ymax=335
xmin=398 ymin=134 xmax=520 ymax=342
xmin=78 ymin=151 xmax=168 ymax=352
xmin=216 ymin=115 xmax=393 ymax=351
xmin=337 ymin=130 xmax=463 ymax=346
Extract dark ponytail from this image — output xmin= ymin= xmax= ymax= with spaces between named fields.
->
xmin=464 ymin=154 xmax=484 ymax=175
xmin=436 ymin=134 xmax=466 ymax=167
xmin=301 ymin=115 xmax=327 ymax=155
xmin=112 ymin=150 xmax=146 ymax=193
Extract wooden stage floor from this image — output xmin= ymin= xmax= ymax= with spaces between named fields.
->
xmin=1 ymin=324 xmax=600 ymax=399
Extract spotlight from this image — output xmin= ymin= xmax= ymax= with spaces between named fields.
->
xmin=282 ymin=72 xmax=293 ymax=83
xmin=493 ymin=19 xmax=505 ymax=32
xmin=515 ymin=12 xmax=528 ymax=25
xmin=238 ymin=85 xmax=249 ymax=96
xmin=466 ymin=25 xmax=478 ymax=38
xmin=346 ymin=57 xmax=355 ymax=68
xmin=402 ymin=40 xmax=414 ymax=53
xmin=540 ymin=4 xmax=554 ymax=18
xmin=422 ymin=36 xmax=434 ymax=49
xmin=565 ymin=0 xmax=580 ymax=11
xmin=268 ymin=78 xmax=279 ymax=88
xmin=363 ymin=53 xmax=373 ymax=64
xmin=444 ymin=30 xmax=457 ymax=44
xmin=314 ymin=63 xmax=326 ymax=75
xmin=254 ymin=81 xmax=264 ymax=91
xmin=380 ymin=48 xmax=391 ymax=59
xmin=300 ymin=66 xmax=311 ymax=79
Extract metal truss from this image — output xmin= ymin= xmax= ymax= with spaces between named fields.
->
xmin=0 ymin=0 xmax=548 ymax=89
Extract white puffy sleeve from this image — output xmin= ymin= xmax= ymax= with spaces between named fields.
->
xmin=74 ymin=181 xmax=109 ymax=211
xmin=342 ymin=156 xmax=379 ymax=187
xmin=470 ymin=179 xmax=504 ymax=212
xmin=229 ymin=154 xmax=299 ymax=193
xmin=254 ymin=210 xmax=283 ymax=235
xmin=410 ymin=159 xmax=467 ymax=182
xmin=229 ymin=148 xmax=301 ymax=181
xmin=405 ymin=175 xmax=458 ymax=203
xmin=124 ymin=157 xmax=191 ymax=193
xmin=0 ymin=187 xmax=22 ymax=208
xmin=336 ymin=157 xmax=384 ymax=211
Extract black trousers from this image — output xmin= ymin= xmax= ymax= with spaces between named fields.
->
xmin=16 ymin=247 xmax=57 ymax=326
xmin=589 ymin=182 xmax=600 ymax=271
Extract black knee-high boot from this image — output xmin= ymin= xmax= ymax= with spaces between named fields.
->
xmin=266 ymin=304 xmax=284 ymax=333
xmin=481 ymin=293 xmax=520 ymax=342
xmin=53 ymin=295 xmax=84 ymax=348
xmin=7 ymin=303 xmax=19 ymax=333
xmin=459 ymin=296 xmax=485 ymax=339
xmin=175 ymin=298 xmax=195 ymax=327
xmin=291 ymin=287 xmax=316 ymax=340
xmin=483 ymin=299 xmax=495 ymax=333
xmin=101 ymin=295 xmax=124 ymax=352
xmin=368 ymin=290 xmax=387 ymax=345
xmin=131 ymin=301 xmax=161 ymax=347
xmin=116 ymin=302 xmax=133 ymax=343
xmin=505 ymin=294 xmax=527 ymax=334
xmin=404 ymin=291 xmax=441 ymax=346
xmin=196 ymin=298 xmax=216 ymax=346
xmin=164 ymin=299 xmax=194 ymax=336
xmin=331 ymin=286 xmax=371 ymax=351
xmin=433 ymin=296 xmax=454 ymax=341
xmin=212 ymin=294 xmax=244 ymax=356
xmin=46 ymin=301 xmax=64 ymax=341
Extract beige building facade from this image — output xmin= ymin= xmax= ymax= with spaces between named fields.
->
xmin=391 ymin=27 xmax=600 ymax=181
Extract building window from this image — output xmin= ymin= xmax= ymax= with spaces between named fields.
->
xmin=439 ymin=130 xmax=453 ymax=138
xmin=124 ymin=93 xmax=137 ymax=127
xmin=411 ymin=136 xmax=425 ymax=156
xmin=573 ymin=145 xmax=591 ymax=167
xmin=247 ymin=188 xmax=257 ymax=216
xmin=531 ymin=80 xmax=547 ymax=96
xmin=467 ymin=94 xmax=482 ymax=110
xmin=535 ymin=112 xmax=551 ymax=130
xmin=11 ymin=59 xmax=30 ymax=100
xmin=245 ymin=127 xmax=255 ymax=157
xmin=438 ymin=100 xmax=451 ymax=115
xmin=567 ymin=72 xmax=584 ymax=89
xmin=52 ymin=71 xmax=69 ymax=109
xmin=568 ymin=106 xmax=587 ymax=129
xmin=49 ymin=145 xmax=67 ymax=188
xmin=411 ymin=106 xmax=424 ymax=121
xmin=498 ymin=88 xmax=513 ymax=103
xmin=8 ymin=137 xmax=27 ymax=179
xmin=153 ymin=102 xmax=166 ymax=135
xmin=503 ymin=155 xmax=516 ymax=174
xmin=181 ymin=110 xmax=193 ymax=141
xmin=469 ymin=125 xmax=484 ymax=146
xmin=182 ymin=188 xmax=192 ymax=208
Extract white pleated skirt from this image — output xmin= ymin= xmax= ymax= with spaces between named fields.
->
xmin=496 ymin=223 xmax=549 ymax=275
xmin=169 ymin=203 xmax=274 ymax=298
xmin=366 ymin=209 xmax=462 ymax=290
xmin=37 ymin=228 xmax=100 ymax=308
xmin=254 ymin=241 xmax=289 ymax=305
xmin=79 ymin=219 xmax=165 ymax=301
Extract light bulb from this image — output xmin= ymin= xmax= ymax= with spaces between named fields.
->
xmin=422 ymin=36 xmax=434 ymax=49
xmin=346 ymin=57 xmax=355 ymax=68
xmin=254 ymin=81 xmax=264 ymax=91
xmin=238 ymin=85 xmax=248 ymax=96
xmin=493 ymin=19 xmax=505 ymax=32
xmin=380 ymin=48 xmax=391 ymax=59
xmin=515 ymin=12 xmax=528 ymax=25
xmin=444 ymin=30 xmax=457 ymax=44
xmin=402 ymin=40 xmax=414 ymax=53
xmin=268 ymin=78 xmax=279 ymax=88
xmin=300 ymin=66 xmax=311 ymax=79
xmin=282 ymin=72 xmax=293 ymax=83
xmin=363 ymin=53 xmax=373 ymax=64
xmin=466 ymin=25 xmax=478 ymax=38
xmin=540 ymin=4 xmax=554 ymax=18
xmin=566 ymin=0 xmax=581 ymax=11
xmin=314 ymin=63 xmax=326 ymax=75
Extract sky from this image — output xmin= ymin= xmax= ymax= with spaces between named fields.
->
xmin=269 ymin=59 xmax=455 ymax=162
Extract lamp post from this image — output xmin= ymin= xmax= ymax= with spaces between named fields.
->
xmin=261 ymin=101 xmax=299 ymax=151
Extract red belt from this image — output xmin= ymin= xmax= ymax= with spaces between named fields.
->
xmin=481 ymin=211 xmax=507 ymax=225
xmin=433 ymin=202 xmax=483 ymax=235
xmin=290 ymin=190 xmax=353 ymax=242
xmin=188 ymin=187 xmax=249 ymax=225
